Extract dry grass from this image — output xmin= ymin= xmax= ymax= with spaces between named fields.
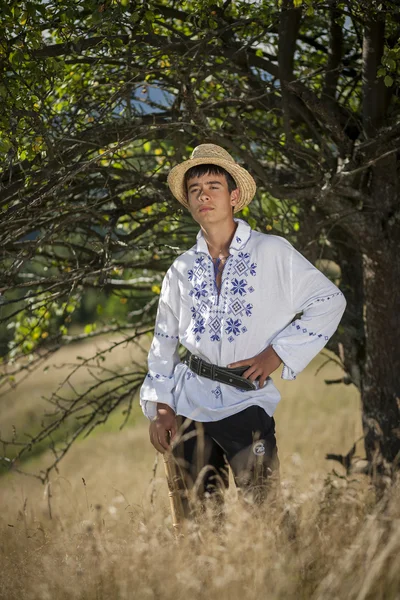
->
xmin=1 ymin=342 xmax=399 ymax=600
xmin=0 ymin=330 xmax=148 ymax=440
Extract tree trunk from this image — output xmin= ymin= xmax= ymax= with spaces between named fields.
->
xmin=361 ymin=230 xmax=400 ymax=483
xmin=323 ymin=153 xmax=400 ymax=486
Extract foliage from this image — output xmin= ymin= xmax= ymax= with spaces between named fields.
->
xmin=1 ymin=0 xmax=400 ymax=479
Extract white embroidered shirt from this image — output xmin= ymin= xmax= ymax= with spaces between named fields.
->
xmin=140 ymin=218 xmax=346 ymax=422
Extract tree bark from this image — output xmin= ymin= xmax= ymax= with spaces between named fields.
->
xmin=362 ymin=19 xmax=387 ymax=137
xmin=361 ymin=238 xmax=400 ymax=479
xmin=330 ymin=227 xmax=365 ymax=391
xmin=360 ymin=149 xmax=400 ymax=480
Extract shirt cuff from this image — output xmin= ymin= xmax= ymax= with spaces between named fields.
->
xmin=272 ymin=344 xmax=297 ymax=380
xmin=140 ymin=398 xmax=176 ymax=421
xmin=140 ymin=370 xmax=177 ymax=420
xmin=281 ymin=364 xmax=297 ymax=380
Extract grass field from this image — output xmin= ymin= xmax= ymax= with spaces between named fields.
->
xmin=1 ymin=334 xmax=399 ymax=600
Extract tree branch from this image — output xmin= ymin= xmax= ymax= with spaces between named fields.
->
xmin=287 ymin=80 xmax=353 ymax=155
xmin=362 ymin=18 xmax=388 ymax=136
xmin=278 ymin=0 xmax=302 ymax=142
xmin=323 ymin=7 xmax=344 ymax=102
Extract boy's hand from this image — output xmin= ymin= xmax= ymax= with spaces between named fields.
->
xmin=149 ymin=403 xmax=177 ymax=454
xmin=227 ymin=345 xmax=282 ymax=389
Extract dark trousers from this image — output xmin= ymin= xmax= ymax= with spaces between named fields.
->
xmin=172 ymin=405 xmax=280 ymax=515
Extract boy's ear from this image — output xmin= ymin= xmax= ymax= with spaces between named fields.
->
xmin=230 ymin=188 xmax=240 ymax=206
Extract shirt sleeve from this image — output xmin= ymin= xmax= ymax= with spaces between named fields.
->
xmin=271 ymin=240 xmax=346 ymax=380
xmin=139 ymin=269 xmax=180 ymax=420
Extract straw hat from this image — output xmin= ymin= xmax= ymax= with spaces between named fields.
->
xmin=167 ymin=144 xmax=256 ymax=213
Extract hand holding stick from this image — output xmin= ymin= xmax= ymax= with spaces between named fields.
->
xmin=148 ymin=404 xmax=187 ymax=535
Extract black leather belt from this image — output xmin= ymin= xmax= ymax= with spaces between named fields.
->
xmin=182 ymin=350 xmax=256 ymax=391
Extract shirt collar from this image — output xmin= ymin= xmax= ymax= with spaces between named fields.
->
xmin=195 ymin=218 xmax=252 ymax=255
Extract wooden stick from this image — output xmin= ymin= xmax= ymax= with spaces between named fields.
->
xmin=163 ymin=437 xmax=186 ymax=536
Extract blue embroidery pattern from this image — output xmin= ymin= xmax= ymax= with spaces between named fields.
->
xmin=193 ymin=281 xmax=208 ymax=299
xmin=187 ymin=246 xmax=257 ymax=343
xmin=231 ymin=278 xmax=247 ymax=296
xmin=292 ymin=320 xmax=329 ymax=340
xmin=234 ymin=252 xmax=257 ymax=278
xmin=209 ymin=315 xmax=222 ymax=342
xmin=245 ymin=303 xmax=253 ymax=316
xmin=211 ymin=386 xmax=222 ymax=399
xmin=193 ymin=317 xmax=206 ymax=341
xmin=290 ymin=292 xmax=344 ymax=341
xmin=225 ymin=318 xmax=242 ymax=336
xmin=155 ymin=331 xmax=179 ymax=339
xmin=146 ymin=372 xmax=174 ymax=381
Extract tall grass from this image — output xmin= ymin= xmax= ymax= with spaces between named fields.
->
xmin=2 ymin=345 xmax=397 ymax=599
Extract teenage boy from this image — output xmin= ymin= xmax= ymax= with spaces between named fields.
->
xmin=140 ymin=144 xmax=346 ymax=509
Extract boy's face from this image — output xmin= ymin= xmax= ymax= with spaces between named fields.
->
xmin=186 ymin=172 xmax=239 ymax=225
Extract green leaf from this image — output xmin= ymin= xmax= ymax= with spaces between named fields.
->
xmin=22 ymin=341 xmax=33 ymax=353
xmin=9 ymin=49 xmax=23 ymax=66
xmin=0 ymin=139 xmax=11 ymax=153
xmin=384 ymin=75 xmax=393 ymax=87
xmin=248 ymin=217 xmax=257 ymax=229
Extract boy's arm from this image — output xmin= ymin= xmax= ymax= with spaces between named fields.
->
xmin=271 ymin=242 xmax=346 ymax=380
xmin=227 ymin=239 xmax=346 ymax=386
xmin=140 ymin=269 xmax=180 ymax=420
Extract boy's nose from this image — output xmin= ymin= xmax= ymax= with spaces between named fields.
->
xmin=199 ymin=189 xmax=210 ymax=201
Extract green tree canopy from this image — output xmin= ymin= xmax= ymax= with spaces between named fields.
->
xmin=1 ymin=0 xmax=399 ymax=485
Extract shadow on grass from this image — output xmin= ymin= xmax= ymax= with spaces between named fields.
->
xmin=0 ymin=387 xmax=144 ymax=478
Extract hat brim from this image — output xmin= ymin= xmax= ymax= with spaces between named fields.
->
xmin=167 ymin=157 xmax=256 ymax=214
